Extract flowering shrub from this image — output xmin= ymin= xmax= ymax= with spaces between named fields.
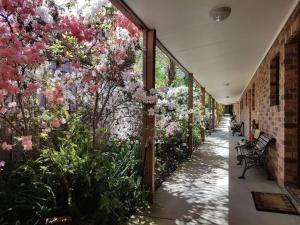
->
xmin=0 ymin=0 xmax=150 ymax=224
xmin=154 ymin=78 xmax=190 ymax=186
xmin=0 ymin=0 xmax=207 ymax=223
xmin=0 ymin=0 xmax=159 ymax=154
xmin=193 ymin=85 xmax=205 ymax=146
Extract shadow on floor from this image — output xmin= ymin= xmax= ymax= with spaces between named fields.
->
xmin=129 ymin=117 xmax=300 ymax=225
xmin=129 ymin=119 xmax=231 ymax=225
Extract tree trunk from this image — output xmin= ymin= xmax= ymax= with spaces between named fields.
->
xmin=168 ymin=59 xmax=176 ymax=86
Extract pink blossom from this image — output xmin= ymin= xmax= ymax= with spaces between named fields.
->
xmin=0 ymin=108 xmax=7 ymax=114
xmin=58 ymin=16 xmax=96 ymax=42
xmin=56 ymin=97 xmax=64 ymax=105
xmin=20 ymin=136 xmax=32 ymax=151
xmin=8 ymin=101 xmax=17 ymax=108
xmin=90 ymin=84 xmax=98 ymax=93
xmin=0 ymin=160 xmax=5 ymax=168
xmin=166 ymin=122 xmax=178 ymax=136
xmin=96 ymin=65 xmax=107 ymax=73
xmin=147 ymin=95 xmax=158 ymax=104
xmin=1 ymin=142 xmax=12 ymax=151
xmin=51 ymin=117 xmax=61 ymax=128
xmin=115 ymin=12 xmax=141 ymax=38
xmin=148 ymin=108 xmax=155 ymax=116
xmin=0 ymin=90 xmax=7 ymax=101
xmin=17 ymin=113 xmax=22 ymax=119
xmin=188 ymin=109 xmax=193 ymax=114
xmin=149 ymin=88 xmax=157 ymax=95
xmin=27 ymin=83 xmax=40 ymax=91
xmin=43 ymin=86 xmax=64 ymax=105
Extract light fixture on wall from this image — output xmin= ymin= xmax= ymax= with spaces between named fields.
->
xmin=210 ymin=6 xmax=231 ymax=22
xmin=226 ymin=96 xmax=230 ymax=98
xmin=224 ymin=82 xmax=230 ymax=86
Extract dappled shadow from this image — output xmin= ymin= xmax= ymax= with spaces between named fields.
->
xmin=129 ymin=117 xmax=232 ymax=225
xmin=129 ymin=117 xmax=300 ymax=225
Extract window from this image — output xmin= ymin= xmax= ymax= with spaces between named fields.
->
xmin=270 ymin=55 xmax=280 ymax=106
xmin=252 ymin=84 xmax=255 ymax=110
xmin=49 ymin=60 xmax=72 ymax=74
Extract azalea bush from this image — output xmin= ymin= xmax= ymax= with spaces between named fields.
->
xmin=193 ymin=85 xmax=205 ymax=147
xmin=0 ymin=0 xmax=150 ymax=224
xmin=0 ymin=0 xmax=206 ymax=223
xmin=0 ymin=0 xmax=159 ymax=153
xmin=153 ymin=49 xmax=191 ymax=186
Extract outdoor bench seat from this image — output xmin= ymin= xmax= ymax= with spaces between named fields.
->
xmin=235 ymin=129 xmax=262 ymax=165
xmin=236 ymin=133 xmax=275 ymax=179
xmin=235 ymin=139 xmax=255 ymax=165
xmin=231 ymin=122 xmax=244 ymax=136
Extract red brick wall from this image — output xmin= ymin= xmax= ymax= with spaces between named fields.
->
xmin=233 ymin=103 xmax=240 ymax=122
xmin=239 ymin=3 xmax=300 ymax=186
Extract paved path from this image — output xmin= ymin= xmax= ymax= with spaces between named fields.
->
xmin=129 ymin=117 xmax=300 ymax=225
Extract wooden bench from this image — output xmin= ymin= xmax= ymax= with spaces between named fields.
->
xmin=231 ymin=122 xmax=244 ymax=136
xmin=236 ymin=133 xmax=275 ymax=179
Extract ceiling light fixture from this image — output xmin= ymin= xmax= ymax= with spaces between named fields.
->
xmin=210 ymin=6 xmax=231 ymax=22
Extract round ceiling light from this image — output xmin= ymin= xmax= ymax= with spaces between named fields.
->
xmin=210 ymin=6 xmax=231 ymax=22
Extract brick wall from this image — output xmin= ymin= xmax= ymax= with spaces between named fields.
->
xmin=233 ymin=103 xmax=240 ymax=122
xmin=239 ymin=2 xmax=300 ymax=186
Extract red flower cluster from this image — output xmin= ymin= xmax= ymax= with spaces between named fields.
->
xmin=58 ymin=16 xmax=97 ymax=42
xmin=115 ymin=12 xmax=140 ymax=39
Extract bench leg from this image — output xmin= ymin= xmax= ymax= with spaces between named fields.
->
xmin=236 ymin=147 xmax=243 ymax=165
xmin=238 ymin=162 xmax=255 ymax=179
xmin=238 ymin=169 xmax=246 ymax=179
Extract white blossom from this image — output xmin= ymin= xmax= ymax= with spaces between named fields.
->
xmin=36 ymin=6 xmax=53 ymax=24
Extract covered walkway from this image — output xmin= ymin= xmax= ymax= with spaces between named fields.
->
xmin=129 ymin=117 xmax=300 ymax=225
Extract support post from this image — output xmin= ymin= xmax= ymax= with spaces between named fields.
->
xmin=188 ymin=73 xmax=194 ymax=156
xmin=208 ymin=94 xmax=212 ymax=132
xmin=142 ymin=29 xmax=156 ymax=202
xmin=212 ymin=98 xmax=215 ymax=131
xmin=201 ymin=86 xmax=206 ymax=142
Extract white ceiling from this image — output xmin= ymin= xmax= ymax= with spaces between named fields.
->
xmin=123 ymin=0 xmax=299 ymax=104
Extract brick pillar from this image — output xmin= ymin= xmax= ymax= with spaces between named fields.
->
xmin=284 ymin=43 xmax=299 ymax=185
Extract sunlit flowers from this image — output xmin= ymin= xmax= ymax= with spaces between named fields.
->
xmin=1 ymin=142 xmax=12 ymax=151
xmin=148 ymin=108 xmax=155 ymax=116
xmin=20 ymin=136 xmax=33 ymax=151
xmin=51 ymin=117 xmax=61 ymax=128
xmin=166 ymin=122 xmax=178 ymax=136
xmin=0 ymin=160 xmax=5 ymax=168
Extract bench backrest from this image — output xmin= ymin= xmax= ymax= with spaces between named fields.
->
xmin=254 ymin=133 xmax=274 ymax=152
xmin=233 ymin=122 xmax=243 ymax=129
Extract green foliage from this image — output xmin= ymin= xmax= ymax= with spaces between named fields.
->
xmin=155 ymin=121 xmax=188 ymax=185
xmin=193 ymin=85 xmax=205 ymax=148
xmin=171 ymin=69 xmax=188 ymax=87
xmin=154 ymin=47 xmax=190 ymax=187
xmin=0 ymin=119 xmax=146 ymax=225
xmin=0 ymin=160 xmax=56 ymax=225
xmin=155 ymin=47 xmax=169 ymax=88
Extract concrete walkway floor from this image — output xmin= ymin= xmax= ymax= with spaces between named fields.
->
xmin=129 ymin=117 xmax=300 ymax=225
